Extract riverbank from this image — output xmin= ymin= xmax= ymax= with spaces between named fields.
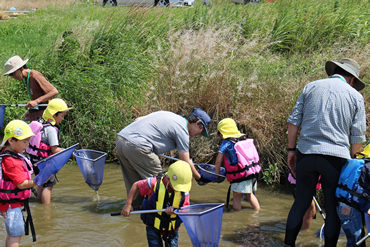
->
xmin=0 ymin=0 xmax=369 ymax=185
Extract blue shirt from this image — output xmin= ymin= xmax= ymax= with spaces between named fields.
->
xmin=219 ymin=139 xmax=239 ymax=164
xmin=287 ymin=75 xmax=366 ymax=159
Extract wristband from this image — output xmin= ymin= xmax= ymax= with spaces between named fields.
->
xmin=287 ymin=147 xmax=296 ymax=152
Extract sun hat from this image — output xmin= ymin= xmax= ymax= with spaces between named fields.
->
xmin=191 ymin=108 xmax=211 ymax=137
xmin=325 ymin=58 xmax=365 ymax=91
xmin=4 ymin=55 xmax=29 ymax=76
xmin=43 ymin=98 xmax=72 ymax=125
xmin=166 ymin=160 xmax=192 ymax=192
xmin=217 ymin=118 xmax=244 ymax=139
xmin=1 ymin=120 xmax=35 ymax=147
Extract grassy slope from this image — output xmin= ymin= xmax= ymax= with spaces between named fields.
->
xmin=0 ymin=0 xmax=369 ymax=183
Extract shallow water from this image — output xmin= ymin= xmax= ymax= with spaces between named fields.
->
xmin=0 ymin=163 xmax=350 ymax=246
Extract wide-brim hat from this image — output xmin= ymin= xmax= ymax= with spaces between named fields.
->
xmin=217 ymin=118 xmax=245 ymax=139
xmin=166 ymin=160 xmax=192 ymax=192
xmin=43 ymin=98 xmax=72 ymax=125
xmin=325 ymin=58 xmax=365 ymax=91
xmin=1 ymin=120 xmax=35 ymax=147
xmin=4 ymin=55 xmax=28 ymax=76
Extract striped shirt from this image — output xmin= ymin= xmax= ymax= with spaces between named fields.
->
xmin=287 ymin=75 xmax=366 ymax=159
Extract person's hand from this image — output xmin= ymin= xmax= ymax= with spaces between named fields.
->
xmin=121 ymin=204 xmax=133 ymax=217
xmin=26 ymin=100 xmax=38 ymax=108
xmin=165 ymin=206 xmax=175 ymax=215
xmin=288 ymin=151 xmax=297 ymax=177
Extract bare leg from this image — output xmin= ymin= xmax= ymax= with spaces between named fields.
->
xmin=6 ymin=235 xmax=21 ymax=247
xmin=301 ymin=200 xmax=316 ymax=230
xmin=244 ymin=193 xmax=260 ymax=210
xmin=36 ymin=186 xmax=43 ymax=200
xmin=41 ymin=186 xmax=53 ymax=204
xmin=233 ymin=192 xmax=242 ymax=210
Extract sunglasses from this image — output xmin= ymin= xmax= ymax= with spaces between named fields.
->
xmin=8 ymin=72 xmax=15 ymax=76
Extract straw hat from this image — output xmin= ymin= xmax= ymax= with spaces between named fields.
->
xmin=1 ymin=120 xmax=35 ymax=147
xmin=4 ymin=55 xmax=29 ymax=76
xmin=166 ymin=160 xmax=192 ymax=192
xmin=43 ymin=98 xmax=72 ymax=125
xmin=217 ymin=118 xmax=244 ymax=139
xmin=325 ymin=58 xmax=365 ymax=91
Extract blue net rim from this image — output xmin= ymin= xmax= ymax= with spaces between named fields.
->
xmin=73 ymin=149 xmax=107 ymax=162
xmin=175 ymin=203 xmax=224 ymax=216
xmin=197 ymin=164 xmax=226 ymax=178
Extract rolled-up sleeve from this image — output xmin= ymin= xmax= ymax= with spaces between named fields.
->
xmin=287 ymin=88 xmax=305 ymax=127
xmin=350 ymin=97 xmax=366 ymax=144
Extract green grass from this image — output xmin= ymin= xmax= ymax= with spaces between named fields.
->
xmin=1 ymin=0 xmax=370 ymax=184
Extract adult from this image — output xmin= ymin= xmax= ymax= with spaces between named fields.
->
xmin=4 ymin=55 xmax=58 ymax=121
xmin=284 ymin=58 xmax=366 ymax=246
xmin=116 ymin=108 xmax=211 ymax=209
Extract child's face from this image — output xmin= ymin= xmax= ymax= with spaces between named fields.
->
xmin=54 ymin=111 xmax=67 ymax=125
xmin=9 ymin=137 xmax=31 ymax=153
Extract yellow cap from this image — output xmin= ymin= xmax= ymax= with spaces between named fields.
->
xmin=43 ymin=98 xmax=72 ymax=125
xmin=1 ymin=120 xmax=35 ymax=146
xmin=166 ymin=160 xmax=192 ymax=192
xmin=217 ymin=118 xmax=244 ymax=139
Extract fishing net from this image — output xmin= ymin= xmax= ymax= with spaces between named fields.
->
xmin=175 ymin=203 xmax=224 ymax=247
xmin=33 ymin=143 xmax=79 ymax=186
xmin=0 ymin=106 xmax=6 ymax=129
xmin=73 ymin=149 xmax=107 ymax=191
xmin=197 ymin=164 xmax=226 ymax=186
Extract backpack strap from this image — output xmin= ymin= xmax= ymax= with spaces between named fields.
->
xmin=23 ymin=199 xmax=36 ymax=242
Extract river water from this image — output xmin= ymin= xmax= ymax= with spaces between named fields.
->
xmin=0 ymin=163 xmax=350 ymax=246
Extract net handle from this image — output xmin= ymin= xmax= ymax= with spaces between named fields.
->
xmin=159 ymin=154 xmax=198 ymax=167
xmin=110 ymin=208 xmax=167 ymax=216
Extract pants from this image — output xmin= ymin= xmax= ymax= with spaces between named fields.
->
xmin=285 ymin=151 xmax=347 ymax=247
xmin=146 ymin=226 xmax=179 ymax=247
xmin=337 ymin=202 xmax=365 ymax=247
xmin=116 ymin=135 xmax=162 ymax=208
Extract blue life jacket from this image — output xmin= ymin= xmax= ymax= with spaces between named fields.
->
xmin=141 ymin=173 xmax=185 ymax=233
xmin=336 ymin=159 xmax=370 ymax=212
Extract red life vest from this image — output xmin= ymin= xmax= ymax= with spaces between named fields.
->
xmin=0 ymin=151 xmax=33 ymax=203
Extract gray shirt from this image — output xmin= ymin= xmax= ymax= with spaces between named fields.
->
xmin=41 ymin=125 xmax=59 ymax=147
xmin=287 ymin=75 xmax=366 ymax=159
xmin=118 ymin=111 xmax=189 ymax=154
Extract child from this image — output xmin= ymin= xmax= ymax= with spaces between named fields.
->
xmin=27 ymin=98 xmax=71 ymax=204
xmin=121 ymin=160 xmax=192 ymax=247
xmin=0 ymin=120 xmax=38 ymax=246
xmin=215 ymin=118 xmax=260 ymax=210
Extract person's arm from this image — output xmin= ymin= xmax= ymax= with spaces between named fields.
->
xmin=17 ymin=180 xmax=38 ymax=190
xmin=178 ymin=151 xmax=200 ymax=180
xmin=351 ymin=143 xmax=363 ymax=158
xmin=215 ymin=153 xmax=224 ymax=174
xmin=26 ymin=88 xmax=58 ymax=108
xmin=50 ymin=146 xmax=64 ymax=154
xmin=121 ymin=181 xmax=139 ymax=217
xmin=288 ymin=123 xmax=299 ymax=177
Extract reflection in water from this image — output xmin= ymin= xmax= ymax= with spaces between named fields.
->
xmin=0 ymin=163 xmax=349 ymax=246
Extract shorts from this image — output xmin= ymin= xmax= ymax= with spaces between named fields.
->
xmin=231 ymin=178 xmax=257 ymax=193
xmin=2 ymin=206 xmax=25 ymax=237
xmin=42 ymin=174 xmax=57 ymax=187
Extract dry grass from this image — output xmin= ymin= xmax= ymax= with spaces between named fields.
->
xmin=0 ymin=12 xmax=10 ymax=19
xmin=0 ymin=0 xmax=76 ymax=10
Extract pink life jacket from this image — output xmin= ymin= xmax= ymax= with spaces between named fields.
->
xmin=27 ymin=120 xmax=59 ymax=158
xmin=223 ymin=138 xmax=261 ymax=183
xmin=0 ymin=151 xmax=33 ymax=203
